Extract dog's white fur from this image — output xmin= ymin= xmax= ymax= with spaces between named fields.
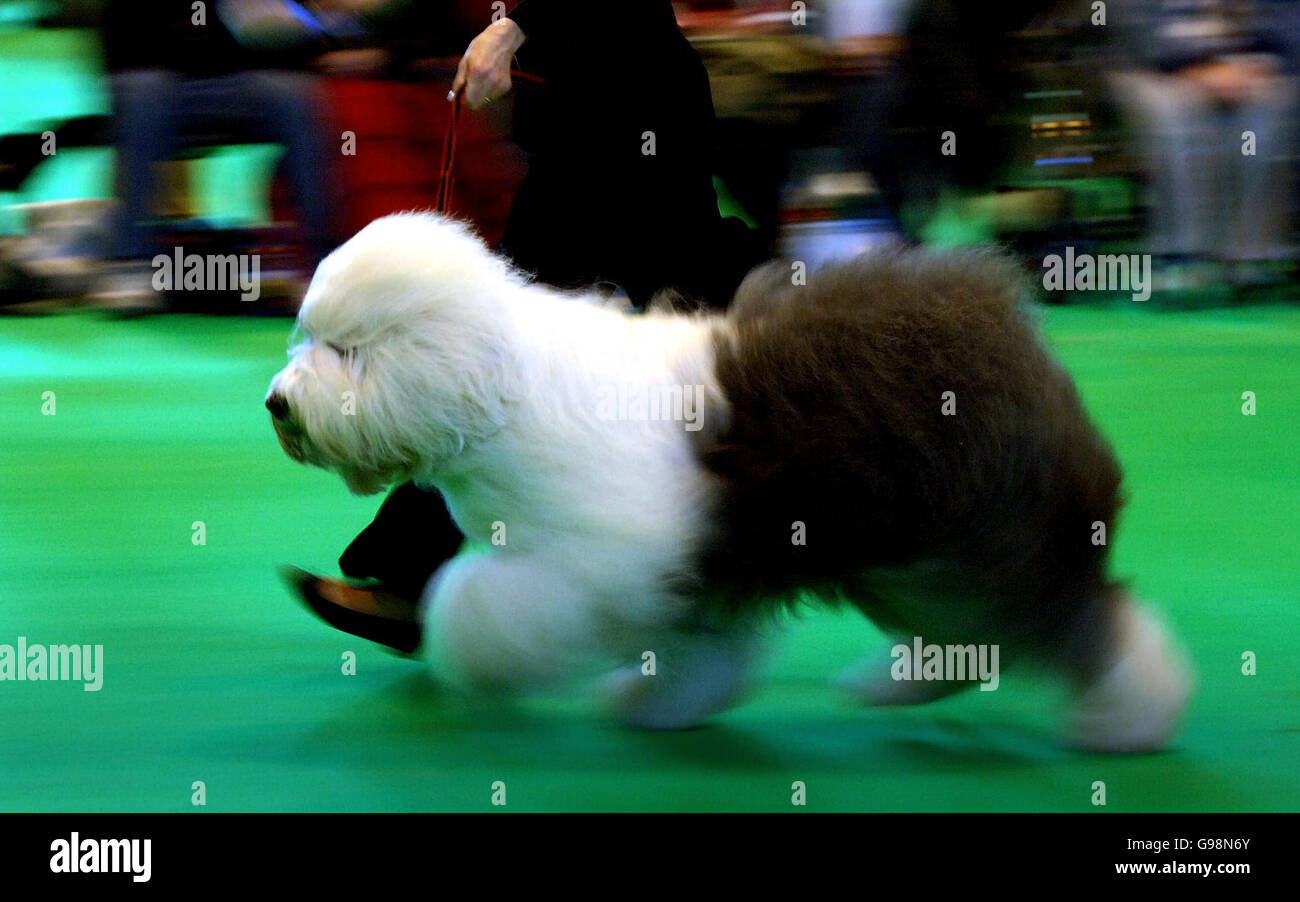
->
xmin=269 ymin=214 xmax=752 ymax=721
xmin=269 ymin=212 xmax=1192 ymax=747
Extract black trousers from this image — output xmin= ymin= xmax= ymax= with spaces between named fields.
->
xmin=338 ymin=482 xmax=462 ymax=602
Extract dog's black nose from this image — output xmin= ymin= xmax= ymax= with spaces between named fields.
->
xmin=266 ymin=393 xmax=290 ymax=420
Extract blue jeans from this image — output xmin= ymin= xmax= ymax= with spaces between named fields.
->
xmin=109 ymin=68 xmax=339 ymax=264
xmin=1111 ymin=69 xmax=1297 ymax=260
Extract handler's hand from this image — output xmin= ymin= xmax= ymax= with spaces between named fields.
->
xmin=1181 ymin=58 xmax=1279 ymax=104
xmin=452 ymin=17 xmax=526 ymax=109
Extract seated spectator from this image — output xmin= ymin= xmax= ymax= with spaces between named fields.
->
xmin=1109 ymin=0 xmax=1297 ymax=296
xmin=96 ymin=0 xmax=345 ymax=312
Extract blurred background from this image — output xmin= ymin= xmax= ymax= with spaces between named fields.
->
xmin=0 ymin=0 xmax=1296 ymax=312
xmin=1 ymin=1 xmax=1298 ymax=813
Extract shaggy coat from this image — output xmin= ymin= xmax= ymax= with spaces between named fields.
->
xmin=267 ymin=213 xmax=1191 ymax=751
xmin=700 ymin=256 xmax=1122 ymax=673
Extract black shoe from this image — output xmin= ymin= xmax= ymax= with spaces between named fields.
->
xmin=280 ymin=565 xmax=423 ymax=654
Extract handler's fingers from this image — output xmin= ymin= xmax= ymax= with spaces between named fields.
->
xmin=463 ymin=73 xmax=489 ymax=109
xmin=465 ymin=71 xmax=510 ymax=110
xmin=464 ymin=73 xmax=486 ymax=109
xmin=451 ymin=55 xmax=469 ymax=95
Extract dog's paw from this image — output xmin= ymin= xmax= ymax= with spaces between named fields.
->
xmin=602 ymin=637 xmax=755 ymax=730
xmin=601 ymin=666 xmax=726 ymax=731
xmin=1069 ymin=601 xmax=1193 ymax=753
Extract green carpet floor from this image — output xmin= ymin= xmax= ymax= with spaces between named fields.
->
xmin=1 ymin=303 xmax=1298 ymax=812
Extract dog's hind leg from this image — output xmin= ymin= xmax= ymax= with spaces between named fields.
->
xmin=833 ymin=564 xmax=996 ymax=707
xmin=1066 ymin=593 xmax=1193 ymax=753
xmin=602 ymin=627 xmax=762 ymax=730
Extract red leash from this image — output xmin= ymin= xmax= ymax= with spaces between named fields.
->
xmin=435 ymin=69 xmax=545 ymax=215
xmin=434 ymin=90 xmax=462 ymax=214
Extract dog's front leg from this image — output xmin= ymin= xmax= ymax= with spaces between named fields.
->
xmin=418 ymin=552 xmax=602 ymax=691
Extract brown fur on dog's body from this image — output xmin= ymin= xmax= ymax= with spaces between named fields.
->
xmin=696 ymin=250 xmax=1124 ymax=679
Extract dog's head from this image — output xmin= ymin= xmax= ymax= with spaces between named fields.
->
xmin=266 ymin=213 xmax=524 ymax=494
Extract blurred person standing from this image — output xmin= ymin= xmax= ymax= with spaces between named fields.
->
xmin=452 ymin=0 xmax=761 ymax=308
xmin=97 ymin=0 xmax=343 ymax=312
xmin=847 ymin=0 xmax=1053 ymax=241
xmin=1110 ymin=0 xmax=1297 ymax=295
xmin=286 ymin=0 xmax=767 ymax=645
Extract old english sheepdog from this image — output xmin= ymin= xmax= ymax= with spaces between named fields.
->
xmin=266 ymin=212 xmax=1192 ymax=752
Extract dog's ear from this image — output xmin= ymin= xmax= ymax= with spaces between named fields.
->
xmin=729 ymin=259 xmax=800 ymax=320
